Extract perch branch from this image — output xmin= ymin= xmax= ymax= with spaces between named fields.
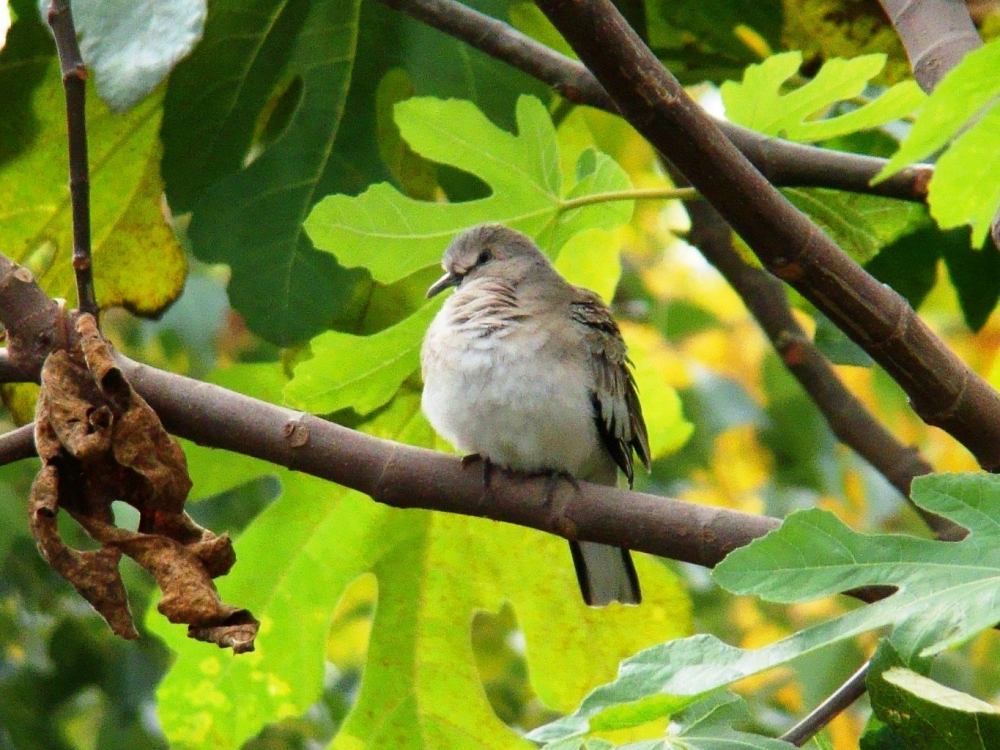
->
xmin=0 ymin=253 xmax=906 ymax=607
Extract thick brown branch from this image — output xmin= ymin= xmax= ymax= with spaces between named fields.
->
xmin=47 ymin=0 xmax=98 ymax=319
xmin=533 ymin=0 xmax=1000 ymax=473
xmin=0 ymin=351 xmax=774 ymax=568
xmin=0 ymin=255 xmax=67 ymax=373
xmin=376 ymin=0 xmax=932 ymax=203
xmin=0 ymin=352 xmax=943 ymax=610
xmin=127 ymin=356 xmax=782 ymax=565
xmin=877 ymin=0 xmax=982 ymax=93
xmin=0 ymin=257 xmax=942 ymax=610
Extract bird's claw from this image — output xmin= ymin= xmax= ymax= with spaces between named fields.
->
xmin=541 ymin=470 xmax=577 ymax=508
xmin=460 ymin=453 xmax=495 ymax=490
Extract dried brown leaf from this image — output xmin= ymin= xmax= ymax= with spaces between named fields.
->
xmin=26 ymin=314 xmax=258 ymax=652
xmin=28 ymin=465 xmax=137 ymax=639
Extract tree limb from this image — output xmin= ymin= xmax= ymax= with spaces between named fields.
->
xmin=877 ymin=0 xmax=982 ymax=93
xmin=532 ymin=0 xmax=1000 ymax=473
xmin=0 ymin=252 xmax=904 ymax=608
xmin=683 ymin=199 xmax=964 ymax=541
xmin=375 ymin=0 xmax=933 ymax=203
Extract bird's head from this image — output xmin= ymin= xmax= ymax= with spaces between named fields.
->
xmin=426 ymin=224 xmax=551 ymax=298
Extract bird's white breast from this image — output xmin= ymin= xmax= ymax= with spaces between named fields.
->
xmin=421 ymin=294 xmax=602 ymax=476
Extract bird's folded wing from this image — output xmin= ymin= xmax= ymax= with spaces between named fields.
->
xmin=569 ymin=288 xmax=651 ymax=487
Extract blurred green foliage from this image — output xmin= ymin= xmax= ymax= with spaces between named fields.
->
xmin=4 ymin=0 xmax=1000 ymax=749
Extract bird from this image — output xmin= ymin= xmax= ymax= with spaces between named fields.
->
xmin=420 ymin=223 xmax=650 ymax=606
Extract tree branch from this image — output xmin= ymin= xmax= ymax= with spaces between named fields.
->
xmin=0 ymin=253 xmax=902 ymax=608
xmin=375 ymin=0 xmax=933 ymax=203
xmin=0 ymin=424 xmax=37 ymax=466
xmin=877 ymin=0 xmax=982 ymax=93
xmin=533 ymin=0 xmax=1000 ymax=474
xmin=46 ymin=0 xmax=98 ymax=319
xmin=683 ymin=199 xmax=964 ymax=541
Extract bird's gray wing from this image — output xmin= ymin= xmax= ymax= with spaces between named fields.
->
xmin=569 ymin=288 xmax=651 ymax=488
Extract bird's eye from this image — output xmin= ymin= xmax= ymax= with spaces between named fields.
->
xmin=476 ymin=250 xmax=491 ymax=266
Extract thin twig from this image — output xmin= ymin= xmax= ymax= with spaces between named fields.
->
xmin=0 ymin=424 xmax=37 ymax=465
xmin=781 ymin=661 xmax=870 ymax=746
xmin=375 ymin=0 xmax=934 ymax=203
xmin=47 ymin=0 xmax=98 ymax=319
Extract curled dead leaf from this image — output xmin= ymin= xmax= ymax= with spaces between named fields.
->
xmin=27 ymin=314 xmax=259 ymax=652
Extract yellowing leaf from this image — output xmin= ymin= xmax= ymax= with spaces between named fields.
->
xmin=0 ymin=59 xmax=185 ymax=314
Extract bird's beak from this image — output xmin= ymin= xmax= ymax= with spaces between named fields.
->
xmin=426 ymin=271 xmax=460 ymax=298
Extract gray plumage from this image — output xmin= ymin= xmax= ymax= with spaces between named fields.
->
xmin=421 ymin=223 xmax=649 ymax=605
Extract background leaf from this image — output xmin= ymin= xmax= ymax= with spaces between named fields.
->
xmin=877 ymin=40 xmax=1000 ymax=247
xmin=73 ymin=0 xmax=206 ymax=111
xmin=869 ymin=646 xmax=1000 ymax=750
xmin=0 ymin=0 xmax=185 ymax=314
xmin=163 ymin=0 xmax=363 ymax=346
xmin=643 ymin=0 xmax=783 ymax=84
xmin=284 ymin=299 xmax=442 ymax=416
xmin=878 ymin=40 xmax=1000 ymax=178
xmin=782 ymin=188 xmax=925 ymax=264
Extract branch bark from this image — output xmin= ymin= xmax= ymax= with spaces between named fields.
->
xmin=532 ymin=0 xmax=1000 ymax=474
xmin=877 ymin=0 xmax=982 ymax=92
xmin=375 ymin=0 xmax=933 ymax=203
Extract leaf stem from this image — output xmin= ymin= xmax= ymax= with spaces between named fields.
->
xmin=559 ymin=186 xmax=699 ymax=212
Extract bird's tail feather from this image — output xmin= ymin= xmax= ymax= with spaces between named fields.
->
xmin=569 ymin=541 xmax=641 ymax=606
